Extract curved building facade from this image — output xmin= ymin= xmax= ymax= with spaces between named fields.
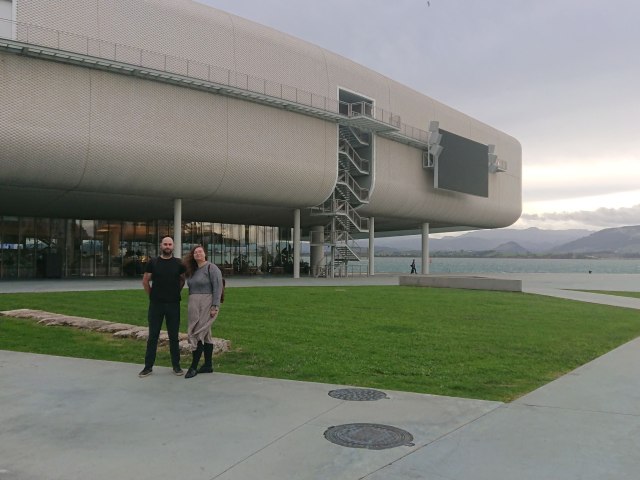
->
xmin=0 ymin=0 xmax=521 ymax=279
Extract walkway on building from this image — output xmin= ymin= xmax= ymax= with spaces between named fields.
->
xmin=1 ymin=273 xmax=640 ymax=479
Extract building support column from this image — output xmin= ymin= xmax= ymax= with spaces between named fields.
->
xmin=368 ymin=217 xmax=375 ymax=276
xmin=330 ymin=218 xmax=336 ymax=278
xmin=310 ymin=225 xmax=324 ymax=277
xmin=421 ymin=222 xmax=430 ymax=275
xmin=65 ymin=219 xmax=73 ymax=277
xmin=174 ymin=198 xmax=182 ymax=259
xmin=293 ymin=209 xmax=301 ymax=278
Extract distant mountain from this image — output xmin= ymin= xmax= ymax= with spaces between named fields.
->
xmin=376 ymin=227 xmax=593 ymax=254
xmin=492 ymin=241 xmax=530 ymax=255
xmin=552 ymin=225 xmax=640 ymax=255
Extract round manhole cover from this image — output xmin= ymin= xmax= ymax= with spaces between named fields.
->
xmin=328 ymin=388 xmax=387 ymax=401
xmin=324 ymin=423 xmax=414 ymax=450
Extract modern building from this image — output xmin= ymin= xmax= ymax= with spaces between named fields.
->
xmin=0 ymin=0 xmax=521 ymax=279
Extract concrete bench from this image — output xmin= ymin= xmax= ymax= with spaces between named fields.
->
xmin=399 ymin=275 xmax=522 ymax=292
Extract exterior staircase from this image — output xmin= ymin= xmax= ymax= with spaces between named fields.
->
xmin=310 ymin=110 xmax=373 ymax=277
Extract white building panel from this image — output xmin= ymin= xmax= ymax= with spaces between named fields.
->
xmin=1 ymin=0 xmax=522 ymax=232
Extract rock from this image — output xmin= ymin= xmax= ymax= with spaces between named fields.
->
xmin=1 ymin=309 xmax=232 ymax=355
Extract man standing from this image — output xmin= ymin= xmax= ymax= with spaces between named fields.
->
xmin=139 ymin=236 xmax=186 ymax=377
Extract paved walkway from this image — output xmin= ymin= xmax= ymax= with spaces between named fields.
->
xmin=1 ymin=273 xmax=640 ymax=479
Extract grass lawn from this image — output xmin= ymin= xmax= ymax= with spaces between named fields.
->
xmin=2 ymin=286 xmax=640 ymax=402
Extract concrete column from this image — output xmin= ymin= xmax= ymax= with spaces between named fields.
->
xmin=109 ymin=227 xmax=120 ymax=274
xmin=330 ymin=246 xmax=335 ymax=278
xmin=310 ymin=225 xmax=324 ymax=277
xmin=368 ymin=217 xmax=375 ymax=276
xmin=330 ymin=218 xmax=335 ymax=278
xmin=174 ymin=198 xmax=182 ymax=259
xmin=65 ymin=219 xmax=73 ymax=277
xmin=421 ymin=222 xmax=430 ymax=274
xmin=293 ymin=209 xmax=301 ymax=278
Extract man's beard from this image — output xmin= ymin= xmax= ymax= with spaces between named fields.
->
xmin=162 ymin=248 xmax=173 ymax=256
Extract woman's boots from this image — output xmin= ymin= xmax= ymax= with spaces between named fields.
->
xmin=185 ymin=342 xmax=203 ymax=378
xmin=198 ymin=343 xmax=214 ymax=373
xmin=186 ymin=342 xmax=213 ymax=378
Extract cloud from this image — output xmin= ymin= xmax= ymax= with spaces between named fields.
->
xmin=520 ymin=204 xmax=640 ymax=229
xmin=202 ymin=0 xmax=640 ymax=233
xmin=523 ymin=158 xmax=640 ymax=202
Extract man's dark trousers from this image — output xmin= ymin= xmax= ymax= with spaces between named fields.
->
xmin=144 ymin=301 xmax=181 ymax=369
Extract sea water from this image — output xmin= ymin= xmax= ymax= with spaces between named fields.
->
xmin=353 ymin=257 xmax=640 ymax=275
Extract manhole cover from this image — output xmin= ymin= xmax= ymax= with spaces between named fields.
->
xmin=324 ymin=423 xmax=414 ymax=450
xmin=328 ymin=388 xmax=387 ymax=401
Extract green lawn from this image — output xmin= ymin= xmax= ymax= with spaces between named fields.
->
xmin=2 ymin=286 xmax=640 ymax=402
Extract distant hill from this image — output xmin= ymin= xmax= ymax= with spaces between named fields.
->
xmin=372 ymin=225 xmax=640 ymax=257
xmin=492 ymin=241 xmax=530 ymax=255
xmin=376 ymin=227 xmax=593 ymax=254
xmin=552 ymin=225 xmax=640 ymax=255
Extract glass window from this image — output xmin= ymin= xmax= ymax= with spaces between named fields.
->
xmin=0 ymin=216 xmax=19 ymax=279
xmin=80 ymin=219 xmax=97 ymax=277
xmin=19 ymin=217 xmax=36 ymax=278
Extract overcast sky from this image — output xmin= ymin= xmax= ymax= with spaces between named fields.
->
xmin=200 ymin=0 xmax=640 ymax=232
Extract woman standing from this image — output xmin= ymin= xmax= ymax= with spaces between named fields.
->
xmin=183 ymin=245 xmax=223 ymax=379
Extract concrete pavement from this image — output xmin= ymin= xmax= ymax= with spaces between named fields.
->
xmin=1 ymin=273 xmax=640 ymax=479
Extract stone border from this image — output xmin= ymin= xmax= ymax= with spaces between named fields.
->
xmin=0 ymin=309 xmax=231 ymax=355
xmin=399 ymin=275 xmax=522 ymax=292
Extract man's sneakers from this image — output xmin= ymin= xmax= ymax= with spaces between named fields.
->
xmin=185 ymin=368 xmax=198 ymax=379
xmin=138 ymin=366 xmax=184 ymax=377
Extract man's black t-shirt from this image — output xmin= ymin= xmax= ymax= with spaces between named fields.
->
xmin=146 ymin=256 xmax=186 ymax=303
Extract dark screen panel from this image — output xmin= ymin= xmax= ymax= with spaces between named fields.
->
xmin=435 ymin=130 xmax=489 ymax=197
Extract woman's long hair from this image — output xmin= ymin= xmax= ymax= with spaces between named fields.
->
xmin=183 ymin=244 xmax=207 ymax=278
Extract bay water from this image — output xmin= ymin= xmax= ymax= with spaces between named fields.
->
xmin=354 ymin=257 xmax=640 ymax=275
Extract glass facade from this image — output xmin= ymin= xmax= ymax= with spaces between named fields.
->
xmin=0 ymin=216 xmax=294 ymax=279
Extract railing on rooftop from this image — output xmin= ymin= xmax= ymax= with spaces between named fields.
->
xmin=0 ymin=18 xmax=430 ymax=146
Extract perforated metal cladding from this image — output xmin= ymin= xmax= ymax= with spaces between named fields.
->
xmin=363 ymin=137 xmax=520 ymax=229
xmin=1 ymin=53 xmax=335 ymax=208
xmin=95 ymin=0 xmax=236 ymax=71
xmin=16 ymin=0 xmax=236 ymax=71
xmin=0 ymin=184 xmax=172 ymax=219
xmin=232 ymin=16 xmax=330 ymax=99
xmin=324 ymin=50 xmax=391 ymax=109
xmin=9 ymin=0 xmax=522 ymax=230
xmin=223 ymin=99 xmax=336 ymax=206
xmin=0 ymin=54 xmax=90 ymax=189
xmin=84 ymin=72 xmax=230 ymax=196
xmin=16 ymin=0 xmax=99 ymax=38
xmin=364 ymin=138 xmax=424 ymax=220
xmin=0 ymin=185 xmax=69 ymax=217
xmin=17 ymin=1 xmax=332 ymax=102
xmin=0 ymin=55 xmax=228 ymax=197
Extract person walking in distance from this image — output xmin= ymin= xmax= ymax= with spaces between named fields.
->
xmin=139 ymin=236 xmax=186 ymax=378
xmin=183 ymin=245 xmax=223 ymax=379
xmin=410 ymin=259 xmax=417 ymax=274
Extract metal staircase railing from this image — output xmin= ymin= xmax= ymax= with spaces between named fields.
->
xmin=309 ymin=105 xmax=374 ymax=277
xmin=307 ymin=227 xmax=361 ymax=277
xmin=309 ymin=198 xmax=369 ymax=232
xmin=340 ymin=126 xmax=370 ymax=147
xmin=335 ymin=240 xmax=360 ymax=261
xmin=336 ymin=169 xmax=369 ymax=205
xmin=338 ymin=138 xmax=370 ymax=175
